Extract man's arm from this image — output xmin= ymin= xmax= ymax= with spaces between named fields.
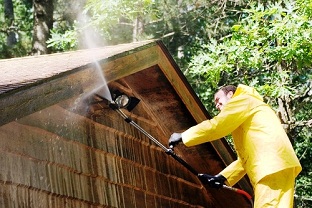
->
xmin=219 ymin=159 xmax=246 ymax=186
xmin=182 ymin=95 xmax=251 ymax=146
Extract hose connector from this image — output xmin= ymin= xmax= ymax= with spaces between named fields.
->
xmin=108 ymin=101 xmax=119 ymax=110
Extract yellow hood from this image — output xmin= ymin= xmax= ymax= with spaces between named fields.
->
xmin=233 ymin=84 xmax=263 ymax=102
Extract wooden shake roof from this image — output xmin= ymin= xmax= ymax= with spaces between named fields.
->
xmin=0 ymin=40 xmax=252 ymax=207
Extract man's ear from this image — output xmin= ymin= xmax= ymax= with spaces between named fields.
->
xmin=227 ymin=91 xmax=234 ymax=98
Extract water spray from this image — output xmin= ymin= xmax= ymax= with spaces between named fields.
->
xmin=95 ymin=91 xmax=253 ymax=207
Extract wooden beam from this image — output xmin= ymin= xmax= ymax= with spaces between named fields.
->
xmin=0 ymin=70 xmax=85 ymax=126
xmin=101 ymin=45 xmax=159 ymax=82
xmin=154 ymin=41 xmax=253 ymax=194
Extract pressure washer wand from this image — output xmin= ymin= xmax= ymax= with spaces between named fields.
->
xmin=113 ymin=107 xmax=167 ymax=150
xmin=114 ymin=107 xmax=200 ymax=175
xmin=109 ymin=102 xmax=253 ymax=207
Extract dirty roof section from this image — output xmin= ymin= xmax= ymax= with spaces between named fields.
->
xmin=0 ymin=40 xmax=252 ymax=207
xmin=0 ymin=40 xmax=154 ymax=94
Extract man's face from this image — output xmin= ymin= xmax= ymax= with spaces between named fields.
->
xmin=214 ymin=90 xmax=233 ymax=111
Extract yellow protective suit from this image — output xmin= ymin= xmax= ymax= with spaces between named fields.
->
xmin=181 ymin=84 xmax=302 ymax=207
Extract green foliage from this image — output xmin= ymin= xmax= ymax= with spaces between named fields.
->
xmin=0 ymin=0 xmax=33 ymax=58
xmin=82 ymin=0 xmax=156 ymax=43
xmin=47 ymin=0 xmax=158 ymax=51
xmin=46 ymin=0 xmax=85 ymax=53
xmin=294 ymin=121 xmax=312 ymax=207
xmin=47 ymin=26 xmax=78 ymax=52
xmin=153 ymin=0 xmax=247 ymax=70
xmin=186 ymin=0 xmax=312 ymax=102
xmin=46 ymin=0 xmax=247 ymax=63
xmin=186 ymin=1 xmax=312 ymax=206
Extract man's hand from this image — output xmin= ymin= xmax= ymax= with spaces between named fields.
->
xmin=169 ymin=133 xmax=182 ymax=148
xmin=198 ymin=173 xmax=226 ymax=188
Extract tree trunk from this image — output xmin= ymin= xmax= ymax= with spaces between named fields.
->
xmin=32 ymin=0 xmax=54 ymax=55
xmin=4 ymin=0 xmax=16 ymax=47
xmin=133 ymin=16 xmax=144 ymax=42
xmin=276 ymin=63 xmax=293 ymax=135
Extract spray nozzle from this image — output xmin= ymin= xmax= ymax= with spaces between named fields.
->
xmin=111 ymin=90 xmax=140 ymax=112
xmin=93 ymin=89 xmax=140 ymax=112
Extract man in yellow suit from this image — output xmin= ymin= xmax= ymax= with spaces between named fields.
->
xmin=169 ymin=84 xmax=302 ymax=207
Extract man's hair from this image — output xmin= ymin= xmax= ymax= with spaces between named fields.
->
xmin=219 ymin=85 xmax=237 ymax=95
